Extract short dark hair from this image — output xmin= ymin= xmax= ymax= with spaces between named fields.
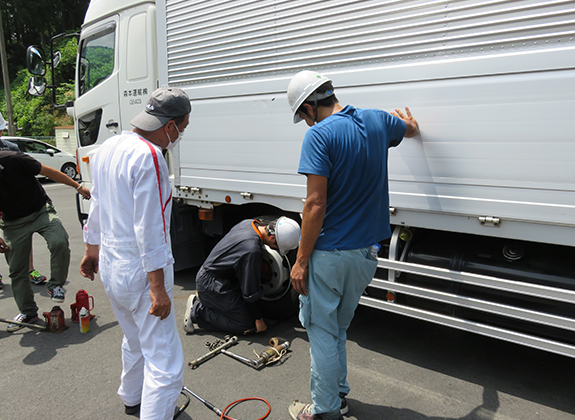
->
xmin=253 ymin=216 xmax=280 ymax=236
xmin=265 ymin=218 xmax=279 ymax=236
xmin=297 ymin=81 xmax=339 ymax=115
xmin=171 ymin=115 xmax=187 ymax=126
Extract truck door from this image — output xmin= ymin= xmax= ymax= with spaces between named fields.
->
xmin=73 ymin=17 xmax=120 ymax=217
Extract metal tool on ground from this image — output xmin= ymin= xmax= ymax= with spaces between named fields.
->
xmin=174 ymin=386 xmax=271 ymax=420
xmin=0 ymin=317 xmax=46 ymax=331
xmin=188 ymin=335 xmax=238 ymax=369
xmin=221 ymin=337 xmax=290 ymax=369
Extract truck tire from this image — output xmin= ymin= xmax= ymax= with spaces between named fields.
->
xmin=259 ymin=244 xmax=299 ymax=319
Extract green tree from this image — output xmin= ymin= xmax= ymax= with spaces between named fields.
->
xmin=1 ymin=0 xmax=88 ymax=135
xmin=0 ymin=0 xmax=89 ymax=85
xmin=1 ymin=36 xmax=78 ymax=136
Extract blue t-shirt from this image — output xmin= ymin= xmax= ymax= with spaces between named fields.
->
xmin=298 ymin=105 xmax=406 ymax=251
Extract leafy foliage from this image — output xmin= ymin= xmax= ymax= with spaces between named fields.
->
xmin=79 ymin=42 xmax=114 ymax=95
xmin=0 ymin=0 xmax=89 ymax=83
xmin=1 ymin=37 xmax=78 ymax=136
xmin=1 ymin=0 xmax=88 ymax=135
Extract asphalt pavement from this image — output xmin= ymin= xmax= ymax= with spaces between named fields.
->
xmin=0 ymin=181 xmax=574 ymax=420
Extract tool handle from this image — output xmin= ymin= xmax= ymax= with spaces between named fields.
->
xmin=188 ymin=336 xmax=238 ymax=369
xmin=182 ymin=386 xmax=223 ymax=416
xmin=0 ymin=317 xmax=45 ymax=330
xmin=221 ymin=349 xmax=259 ymax=368
xmin=203 ymin=400 xmax=223 ymax=416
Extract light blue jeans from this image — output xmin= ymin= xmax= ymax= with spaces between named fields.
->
xmin=299 ymin=247 xmax=377 ymax=418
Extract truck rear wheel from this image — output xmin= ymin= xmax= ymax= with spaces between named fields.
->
xmin=259 ymin=245 xmax=299 ymax=319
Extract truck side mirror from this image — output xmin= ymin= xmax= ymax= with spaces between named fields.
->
xmin=26 ymin=45 xmax=47 ymax=76
xmin=52 ymin=51 xmax=62 ymax=69
xmin=27 ymin=76 xmax=47 ymax=97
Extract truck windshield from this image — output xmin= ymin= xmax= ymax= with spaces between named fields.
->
xmin=78 ymin=24 xmax=115 ymax=97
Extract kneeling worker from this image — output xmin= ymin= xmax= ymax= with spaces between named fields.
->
xmin=184 ymin=216 xmax=300 ymax=335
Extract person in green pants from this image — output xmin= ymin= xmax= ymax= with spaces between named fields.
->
xmin=0 ymin=150 xmax=90 ymax=331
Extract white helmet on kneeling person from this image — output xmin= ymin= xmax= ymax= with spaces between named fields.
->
xmin=269 ymin=216 xmax=301 ymax=255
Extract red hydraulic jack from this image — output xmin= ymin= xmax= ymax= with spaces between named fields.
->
xmin=0 ymin=306 xmax=68 ymax=333
xmin=70 ymin=289 xmax=95 ymax=323
xmin=43 ymin=306 xmax=69 ymax=333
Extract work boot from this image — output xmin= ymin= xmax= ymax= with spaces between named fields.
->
xmin=183 ymin=292 xmax=198 ymax=333
xmin=288 ymin=400 xmax=343 ymax=420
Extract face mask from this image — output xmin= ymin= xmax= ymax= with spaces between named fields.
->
xmin=165 ymin=123 xmax=183 ymax=150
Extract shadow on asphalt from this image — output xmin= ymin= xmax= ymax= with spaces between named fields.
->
xmin=348 ymin=387 xmax=499 ymax=420
xmin=347 ymin=305 xmax=575 ymax=417
xmin=9 ymin=318 xmax=119 ymax=366
xmin=174 ymin=266 xmax=199 ymax=292
xmin=170 ymin=264 xmax=575 ymax=418
xmin=350 ymin=387 xmax=499 ymax=419
xmin=0 ymin=279 xmax=117 ymax=365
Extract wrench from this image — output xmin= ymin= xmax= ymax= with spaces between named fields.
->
xmin=188 ymin=335 xmax=238 ymax=369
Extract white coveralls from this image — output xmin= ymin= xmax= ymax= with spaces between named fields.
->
xmin=83 ymin=131 xmax=184 ymax=420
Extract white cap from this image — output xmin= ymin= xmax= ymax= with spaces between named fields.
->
xmin=0 ymin=112 xmax=6 ymax=130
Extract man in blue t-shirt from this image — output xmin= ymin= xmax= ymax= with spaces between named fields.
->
xmin=286 ymin=70 xmax=419 ymax=420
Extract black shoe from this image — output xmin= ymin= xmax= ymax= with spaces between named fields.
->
xmin=125 ymin=403 xmax=141 ymax=415
xmin=339 ymin=393 xmax=348 ymax=415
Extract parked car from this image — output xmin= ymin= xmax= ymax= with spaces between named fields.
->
xmin=2 ymin=137 xmax=78 ymax=179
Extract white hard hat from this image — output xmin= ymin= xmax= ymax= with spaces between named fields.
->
xmin=287 ymin=70 xmax=333 ymax=124
xmin=274 ymin=216 xmax=301 ymax=256
xmin=0 ymin=112 xmax=6 ymax=130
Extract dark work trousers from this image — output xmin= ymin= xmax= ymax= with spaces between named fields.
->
xmin=191 ymin=270 xmax=254 ymax=334
xmin=0 ymin=203 xmax=70 ymax=316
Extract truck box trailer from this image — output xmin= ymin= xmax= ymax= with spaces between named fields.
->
xmin=28 ymin=0 xmax=575 ymax=357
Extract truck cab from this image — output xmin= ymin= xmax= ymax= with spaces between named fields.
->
xmin=73 ymin=0 xmax=158 ymax=223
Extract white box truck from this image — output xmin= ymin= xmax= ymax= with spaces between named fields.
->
xmin=27 ymin=0 xmax=575 ymax=357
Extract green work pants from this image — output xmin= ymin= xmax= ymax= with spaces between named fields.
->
xmin=0 ymin=203 xmax=70 ymax=316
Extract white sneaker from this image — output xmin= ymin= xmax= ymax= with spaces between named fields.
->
xmin=183 ymin=293 xmax=198 ymax=334
xmin=6 ymin=313 xmax=39 ymax=333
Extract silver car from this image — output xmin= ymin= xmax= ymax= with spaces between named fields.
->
xmin=2 ymin=137 xmax=78 ymax=179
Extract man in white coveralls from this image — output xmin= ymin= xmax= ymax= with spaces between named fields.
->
xmin=80 ymin=87 xmax=191 ymax=419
